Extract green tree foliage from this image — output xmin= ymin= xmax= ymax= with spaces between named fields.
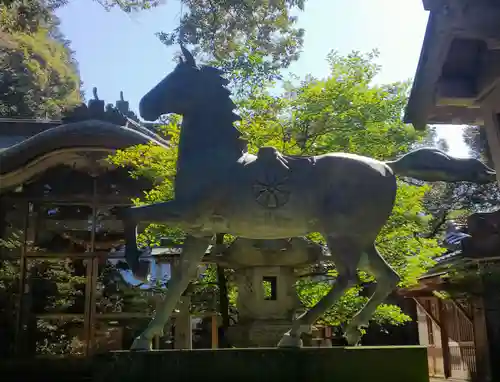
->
xmin=27 ymin=258 xmax=87 ymax=356
xmin=159 ymin=0 xmax=305 ymax=89
xmin=94 ymin=0 xmax=159 ymax=12
xmin=0 ymin=0 xmax=81 ymax=118
xmin=98 ymin=0 xmax=306 ymax=91
xmin=421 ymin=125 xmax=499 ymax=240
xmin=0 ymin=0 xmax=84 ymax=357
xmin=424 ymin=125 xmax=500 ymax=303
xmin=109 ymin=50 xmax=444 ymax=330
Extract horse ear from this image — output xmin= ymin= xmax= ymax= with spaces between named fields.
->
xmin=180 ymin=44 xmax=196 ymax=67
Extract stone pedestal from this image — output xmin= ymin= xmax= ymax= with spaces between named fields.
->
xmin=228 ymin=265 xmax=301 ymax=347
xmin=212 ymin=238 xmax=325 ymax=348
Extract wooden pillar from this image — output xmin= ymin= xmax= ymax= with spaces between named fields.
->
xmin=322 ymin=327 xmax=332 ymax=347
xmin=153 ymin=258 xmax=163 ymax=350
xmin=472 ymin=295 xmax=492 ymax=382
xmin=88 ymin=257 xmax=99 ymax=354
xmin=437 ymin=299 xmax=451 ymax=379
xmin=83 ymin=257 xmax=93 ymax=356
xmin=479 ymin=262 xmax=500 ymax=382
xmin=83 ymin=178 xmax=99 ymax=356
xmin=174 ymin=296 xmax=192 ymax=349
xmin=14 ymin=202 xmax=30 ymax=356
xmin=211 ymin=314 xmax=219 ymax=349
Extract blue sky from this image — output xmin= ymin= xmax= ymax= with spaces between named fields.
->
xmin=56 ymin=0 xmax=468 ymax=156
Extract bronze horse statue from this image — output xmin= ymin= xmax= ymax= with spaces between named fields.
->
xmin=121 ymin=46 xmax=496 ymax=350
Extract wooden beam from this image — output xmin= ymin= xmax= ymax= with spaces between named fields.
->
xmin=450 ymin=5 xmax=500 ymax=45
xmin=477 ymin=50 xmax=500 ymax=99
xmin=21 ymin=250 xmax=215 ymax=262
xmin=399 ymin=289 xmax=436 ymax=298
xmin=42 ymin=219 xmax=123 ymax=233
xmin=413 ymin=297 xmax=442 ymax=328
xmin=35 ymin=311 xmax=217 ymax=321
xmin=97 ymin=313 xmax=155 ymax=319
xmin=449 ymin=298 xmax=474 ymax=325
xmin=35 ymin=313 xmax=85 ymax=320
xmin=1 ymin=194 xmax=134 ymax=206
xmin=436 ymin=78 xmax=477 ymax=106
xmin=427 ymin=105 xmax=483 ymax=126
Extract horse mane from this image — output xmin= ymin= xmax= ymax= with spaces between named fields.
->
xmin=197 ymin=65 xmax=248 ymax=153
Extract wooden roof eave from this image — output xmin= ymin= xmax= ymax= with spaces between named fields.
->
xmin=405 ymin=10 xmax=455 ymax=129
xmin=398 ymin=272 xmax=448 ymax=298
xmin=0 ymin=120 xmax=169 ymax=193
xmin=405 ymin=1 xmax=500 ymax=128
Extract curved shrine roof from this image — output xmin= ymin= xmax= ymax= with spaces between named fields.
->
xmin=0 ymin=118 xmax=168 ymax=192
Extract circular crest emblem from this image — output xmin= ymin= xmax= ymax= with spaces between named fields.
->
xmin=252 ymin=177 xmax=290 ymax=209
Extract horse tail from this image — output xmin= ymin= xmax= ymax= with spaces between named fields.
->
xmin=384 ymin=147 xmax=496 ymax=184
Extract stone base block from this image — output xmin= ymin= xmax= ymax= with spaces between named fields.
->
xmin=93 ymin=346 xmax=429 ymax=382
xmin=227 ymin=319 xmax=292 ymax=347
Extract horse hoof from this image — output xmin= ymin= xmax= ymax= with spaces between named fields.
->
xmin=344 ymin=328 xmax=362 ymax=346
xmin=131 ymin=261 xmax=151 ymax=282
xmin=277 ymin=333 xmax=303 ymax=348
xmin=130 ymin=336 xmax=152 ymax=351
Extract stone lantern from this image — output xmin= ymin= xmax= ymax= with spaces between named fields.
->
xmin=212 ymin=237 xmax=326 ymax=347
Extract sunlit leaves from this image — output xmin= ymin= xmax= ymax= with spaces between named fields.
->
xmin=108 ymin=119 xmax=184 ymax=245
xmin=0 ymin=1 xmax=81 ymax=118
xmin=378 ymin=183 xmax=442 ymax=287
xmin=94 ymin=0 xmax=161 ymax=12
xmin=156 ymin=0 xmax=305 ymax=91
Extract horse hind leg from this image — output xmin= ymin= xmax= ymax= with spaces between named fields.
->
xmin=278 ymin=235 xmax=362 ymax=348
xmin=344 ymin=243 xmax=401 ymax=345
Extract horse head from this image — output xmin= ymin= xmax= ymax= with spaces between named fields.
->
xmin=461 ymin=157 xmax=497 ymax=183
xmin=388 ymin=148 xmax=497 ymax=183
xmin=139 ymin=45 xmax=231 ymax=121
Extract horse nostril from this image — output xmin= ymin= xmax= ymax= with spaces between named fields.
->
xmin=139 ymin=100 xmax=155 ymax=121
xmin=139 ymin=107 xmax=154 ymax=121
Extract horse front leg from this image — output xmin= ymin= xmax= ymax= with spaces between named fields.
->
xmin=119 ymin=200 xmax=187 ymax=278
xmin=278 ymin=236 xmax=361 ymax=348
xmin=130 ymin=235 xmax=211 ymax=350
